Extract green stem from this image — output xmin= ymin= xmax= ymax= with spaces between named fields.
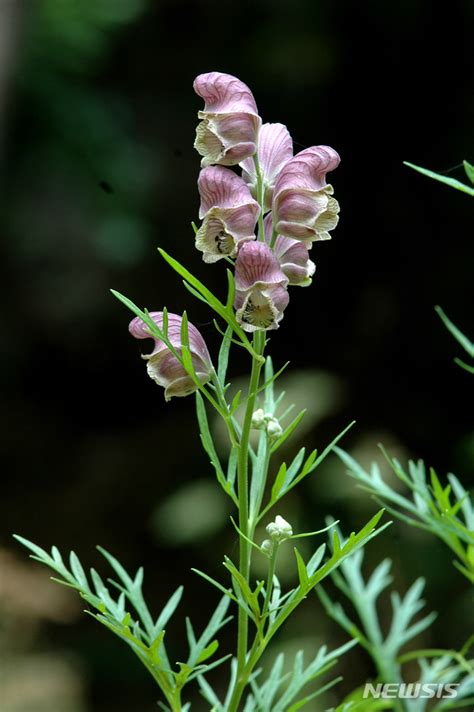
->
xmin=233 ymin=330 xmax=265 ymax=709
xmin=253 ymin=154 xmax=266 ymax=241
xmin=262 ymin=546 xmax=278 ymax=618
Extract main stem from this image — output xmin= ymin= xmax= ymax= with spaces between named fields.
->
xmin=235 ymin=330 xmax=265 ymax=704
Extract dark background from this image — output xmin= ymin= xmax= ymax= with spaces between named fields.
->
xmin=1 ymin=1 xmax=473 ymax=711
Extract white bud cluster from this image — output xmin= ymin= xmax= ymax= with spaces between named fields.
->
xmin=261 ymin=515 xmax=293 ymax=556
xmin=251 ymin=409 xmax=283 ymax=441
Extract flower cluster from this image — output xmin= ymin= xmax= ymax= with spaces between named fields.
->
xmin=129 ymin=71 xmax=340 ymax=400
xmin=194 ymin=71 xmax=340 ymax=331
xmin=261 ymin=515 xmax=293 ymax=556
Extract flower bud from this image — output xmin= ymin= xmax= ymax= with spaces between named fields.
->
xmin=193 ymin=72 xmax=261 ymax=167
xmin=129 ymin=312 xmax=212 ymax=401
xmin=234 ymin=241 xmax=289 ymax=332
xmin=273 ymin=146 xmax=340 ymax=243
xmin=196 ymin=166 xmax=260 ymax=262
xmin=261 ymin=539 xmax=274 ymax=556
xmin=240 ymin=122 xmax=293 ymax=211
xmin=266 ymin=418 xmax=283 ymax=440
xmin=266 ymin=515 xmax=293 ymax=542
xmin=251 ymin=408 xmax=266 ymax=429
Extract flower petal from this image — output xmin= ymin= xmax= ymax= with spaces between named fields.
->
xmin=241 ymin=123 xmax=293 ymax=209
xmin=194 ymin=72 xmax=259 ymax=116
xmin=234 ymin=241 xmax=288 ymax=292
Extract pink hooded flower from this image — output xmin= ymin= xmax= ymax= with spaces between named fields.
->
xmin=263 ymin=215 xmax=315 ymax=287
xmin=234 ymin=241 xmax=289 ymax=332
xmin=196 ymin=166 xmax=260 ymax=262
xmin=194 ymin=72 xmax=261 ymax=167
xmin=273 ymin=145 xmax=340 ymax=243
xmin=129 ymin=312 xmax=212 ymax=401
xmin=241 ymin=123 xmax=293 ymax=211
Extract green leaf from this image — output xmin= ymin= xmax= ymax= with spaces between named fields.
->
xmin=217 ymin=326 xmax=233 ymax=385
xmin=463 ymin=160 xmax=474 ymax=184
xmin=404 ymin=162 xmax=474 ymax=196
xmin=435 ymin=306 xmax=474 ymax=358
xmin=294 ymin=547 xmax=309 ymax=589
xmin=195 ymin=392 xmax=234 ymax=500
xmin=158 ymin=248 xmax=263 ymax=362
xmin=196 ymin=639 xmax=219 ymax=664
xmin=271 ymin=462 xmax=287 ymax=499
xmin=454 ymin=358 xmax=474 ymax=374
xmin=270 ymin=409 xmax=306 ymax=453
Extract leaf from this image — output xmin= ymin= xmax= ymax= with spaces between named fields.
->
xmin=196 ymin=639 xmax=219 ymax=664
xmin=69 ymin=551 xmax=90 ymax=592
xmin=270 ymin=409 xmax=306 ymax=453
xmin=403 ymin=162 xmax=474 ymax=196
xmin=217 ymin=326 xmax=233 ymax=385
xmin=271 ymin=462 xmax=287 ymax=500
xmin=435 ymin=306 xmax=474 ymax=358
xmin=463 ymin=160 xmax=474 ymax=184
xmin=195 ymin=392 xmax=231 ymax=498
xmin=153 ymin=586 xmax=184 ymax=637
xmin=294 ymin=548 xmax=309 ymax=589
xmin=158 ymin=248 xmax=263 ymax=362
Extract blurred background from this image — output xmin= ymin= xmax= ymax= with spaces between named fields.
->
xmin=0 ymin=1 xmax=473 ymax=710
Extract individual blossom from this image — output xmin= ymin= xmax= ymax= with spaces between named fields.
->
xmin=273 ymin=145 xmax=341 ymax=243
xmin=196 ymin=166 xmax=260 ymax=262
xmin=234 ymin=241 xmax=289 ymax=332
xmin=193 ymin=72 xmax=261 ymax=167
xmin=240 ymin=122 xmax=293 ymax=211
xmin=264 ymin=214 xmax=315 ymax=286
xmin=129 ymin=312 xmax=212 ymax=401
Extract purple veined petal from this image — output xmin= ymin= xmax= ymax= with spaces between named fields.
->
xmin=198 ymin=166 xmax=258 ymax=217
xmin=195 ymin=114 xmax=260 ymax=167
xmin=272 ymin=145 xmax=340 ymax=243
xmin=273 ymin=235 xmax=316 ymax=286
xmin=129 ymin=312 xmax=212 ymax=400
xmin=241 ymin=123 xmax=293 ymax=210
xmin=196 ymin=167 xmax=259 ymax=262
xmin=194 ymin=72 xmax=259 ymax=116
xmin=262 ymin=213 xmax=316 ymax=286
xmin=275 ymin=186 xmax=340 ymax=241
xmin=234 ymin=241 xmax=288 ymax=292
xmin=234 ymin=283 xmax=290 ymax=332
xmin=273 ymin=145 xmax=340 ymax=196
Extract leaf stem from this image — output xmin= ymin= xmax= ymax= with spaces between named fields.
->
xmin=253 ymin=154 xmax=266 ymax=241
xmin=233 ymin=330 xmax=265 ymax=708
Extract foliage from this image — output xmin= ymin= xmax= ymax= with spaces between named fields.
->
xmin=335 ymin=448 xmax=474 ymax=583
xmin=13 ymin=536 xmax=230 ymax=712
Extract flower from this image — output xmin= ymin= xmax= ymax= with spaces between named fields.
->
xmin=264 ymin=214 xmax=315 ymax=286
xmin=266 ymin=515 xmax=293 ymax=541
xmin=129 ymin=312 xmax=212 ymax=401
xmin=234 ymin=241 xmax=289 ymax=332
xmin=196 ymin=166 xmax=260 ymax=262
xmin=240 ymin=122 xmax=293 ymax=211
xmin=273 ymin=145 xmax=340 ymax=243
xmin=193 ymin=72 xmax=261 ymax=167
